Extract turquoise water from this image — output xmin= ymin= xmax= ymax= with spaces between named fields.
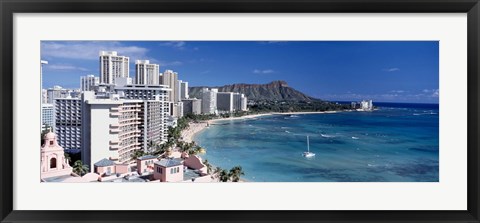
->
xmin=195 ymin=103 xmax=439 ymax=182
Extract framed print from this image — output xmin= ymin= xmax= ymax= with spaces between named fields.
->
xmin=1 ymin=0 xmax=480 ymax=222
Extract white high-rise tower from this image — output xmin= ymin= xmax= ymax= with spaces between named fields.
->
xmin=99 ymin=51 xmax=129 ymax=84
xmin=135 ymin=60 xmax=160 ymax=85
xmin=162 ymin=70 xmax=179 ymax=102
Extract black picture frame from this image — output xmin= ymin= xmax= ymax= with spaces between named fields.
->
xmin=1 ymin=0 xmax=479 ymax=222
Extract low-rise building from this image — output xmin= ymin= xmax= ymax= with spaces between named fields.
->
xmin=93 ymin=158 xmax=129 ymax=176
xmin=136 ymin=155 xmax=158 ymax=175
xmin=153 ymin=159 xmax=184 ymax=182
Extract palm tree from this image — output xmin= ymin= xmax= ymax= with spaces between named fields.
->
xmin=203 ymin=159 xmax=212 ymax=174
xmin=130 ymin=150 xmax=145 ymax=161
xmin=64 ymin=152 xmax=71 ymax=164
xmin=229 ymin=166 xmax=245 ymax=182
xmin=72 ymin=160 xmax=89 ymax=176
xmin=212 ymin=167 xmax=223 ymax=180
xmin=219 ymin=169 xmax=230 ymax=182
xmin=153 ymin=143 xmax=167 ymax=156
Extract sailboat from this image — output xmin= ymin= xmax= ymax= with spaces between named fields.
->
xmin=302 ymin=136 xmax=316 ymax=158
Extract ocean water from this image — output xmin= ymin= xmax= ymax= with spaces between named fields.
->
xmin=195 ymin=103 xmax=439 ymax=182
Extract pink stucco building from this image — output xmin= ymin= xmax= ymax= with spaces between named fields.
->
xmin=136 ymin=155 xmax=158 ymax=175
xmin=40 ymin=131 xmax=72 ymax=180
xmin=94 ymin=158 xmax=129 ymax=176
xmin=153 ymin=158 xmax=184 ymax=182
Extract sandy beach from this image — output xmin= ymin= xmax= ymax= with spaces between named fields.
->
xmin=181 ymin=110 xmax=348 ymax=144
xmin=181 ymin=122 xmax=209 ymax=143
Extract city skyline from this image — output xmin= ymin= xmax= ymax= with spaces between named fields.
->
xmin=41 ymin=41 xmax=439 ymax=103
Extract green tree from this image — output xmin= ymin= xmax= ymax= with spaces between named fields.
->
xmin=203 ymin=159 xmax=212 ymax=174
xmin=219 ymin=169 xmax=230 ymax=182
xmin=131 ymin=150 xmax=145 ymax=161
xmin=72 ymin=160 xmax=89 ymax=176
xmin=229 ymin=166 xmax=245 ymax=182
xmin=212 ymin=167 xmax=223 ymax=180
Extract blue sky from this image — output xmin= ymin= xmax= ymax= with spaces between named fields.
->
xmin=41 ymin=41 xmax=439 ymax=103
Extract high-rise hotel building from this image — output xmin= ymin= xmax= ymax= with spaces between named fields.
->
xmin=135 ymin=60 xmax=160 ymax=85
xmin=217 ymin=92 xmax=234 ymax=112
xmin=162 ymin=70 xmax=184 ymax=117
xmin=179 ymin=80 xmax=189 ymax=100
xmin=80 ymin=75 xmax=100 ymax=91
xmin=55 ymin=98 xmax=82 ymax=151
xmin=162 ymin=70 xmax=178 ymax=103
xmin=201 ymin=88 xmax=218 ymax=114
xmin=81 ymin=85 xmax=171 ymax=171
xmin=99 ymin=51 xmax=129 ymax=84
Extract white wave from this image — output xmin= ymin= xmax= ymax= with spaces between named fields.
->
xmin=321 ymin=134 xmax=335 ymax=138
xmin=351 ymin=136 xmax=359 ymax=140
xmin=413 ymin=112 xmax=438 ymax=116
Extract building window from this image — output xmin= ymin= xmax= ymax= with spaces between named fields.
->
xmin=50 ymin=157 xmax=56 ymax=169
xmin=50 ymin=141 xmax=54 ymax=145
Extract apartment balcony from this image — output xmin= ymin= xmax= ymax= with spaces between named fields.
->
xmin=109 ymin=139 xmax=119 ymax=144
xmin=110 ymin=145 xmax=120 ymax=150
xmin=110 ymin=112 xmax=121 ymax=117
xmin=110 ymin=123 xmax=120 ymax=128
xmin=109 ymin=156 xmax=119 ymax=161
xmin=110 ymin=129 xmax=121 ymax=134
xmin=110 ymin=107 xmax=120 ymax=112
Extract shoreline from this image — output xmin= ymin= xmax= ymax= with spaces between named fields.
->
xmin=183 ymin=110 xmax=353 ymax=142
xmin=180 ymin=109 xmax=352 ymax=182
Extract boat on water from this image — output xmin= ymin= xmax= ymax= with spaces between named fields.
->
xmin=302 ymin=136 xmax=316 ymax=158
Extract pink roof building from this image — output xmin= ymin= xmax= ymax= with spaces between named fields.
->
xmin=40 ymin=131 xmax=72 ymax=180
xmin=136 ymin=155 xmax=158 ymax=175
xmin=153 ymin=158 xmax=184 ymax=182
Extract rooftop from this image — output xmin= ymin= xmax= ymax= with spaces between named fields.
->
xmin=94 ymin=158 xmax=116 ymax=167
xmin=155 ymin=158 xmax=183 ymax=168
xmin=137 ymin=155 xmax=157 ymax=161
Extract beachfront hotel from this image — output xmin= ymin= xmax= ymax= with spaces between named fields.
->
xmin=201 ymin=88 xmax=218 ymax=114
xmin=99 ymin=51 xmax=129 ymax=84
xmin=81 ymin=90 xmax=171 ymax=171
xmin=182 ymin=98 xmax=202 ymax=115
xmin=179 ymin=80 xmax=189 ymax=100
xmin=162 ymin=69 xmax=179 ymax=103
xmin=135 ymin=60 xmax=160 ymax=85
xmin=41 ymin=49 xmax=246 ymax=182
xmin=216 ymin=92 xmax=248 ymax=113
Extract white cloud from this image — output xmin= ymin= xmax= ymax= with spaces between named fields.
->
xmin=390 ymin=90 xmax=406 ymax=93
xmin=383 ymin=68 xmax=400 ymax=72
xmin=253 ymin=69 xmax=275 ymax=74
xmin=423 ymin=89 xmax=439 ymax=97
xmin=159 ymin=41 xmax=186 ymax=50
xmin=45 ymin=64 xmax=89 ymax=72
xmin=41 ymin=41 xmax=149 ymax=61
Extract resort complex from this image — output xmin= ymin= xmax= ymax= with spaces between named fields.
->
xmin=40 ymin=41 xmax=439 ymax=183
xmin=40 ymin=51 xmax=248 ymax=183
